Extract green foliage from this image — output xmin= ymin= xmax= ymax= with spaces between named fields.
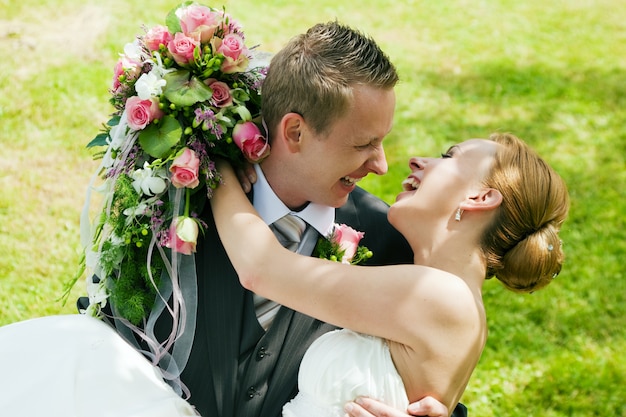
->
xmin=313 ymin=235 xmax=373 ymax=265
xmin=1 ymin=0 xmax=625 ymax=415
xmin=138 ymin=115 xmax=183 ymax=159
xmin=109 ymin=243 xmax=164 ymax=325
xmin=163 ymin=70 xmax=215 ymax=107
xmin=93 ymin=174 xmax=167 ymax=324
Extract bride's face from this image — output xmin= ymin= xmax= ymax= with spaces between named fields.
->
xmin=389 ymin=139 xmax=498 ymax=231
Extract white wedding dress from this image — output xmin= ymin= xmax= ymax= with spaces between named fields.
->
xmin=282 ymin=328 xmax=409 ymax=417
xmin=0 ymin=316 xmax=408 ymax=417
xmin=0 ymin=314 xmax=198 ymax=417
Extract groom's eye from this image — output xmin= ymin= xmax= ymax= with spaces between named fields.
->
xmin=355 ymin=142 xmax=375 ymax=150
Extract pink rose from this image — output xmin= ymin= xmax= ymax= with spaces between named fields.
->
xmin=207 ymin=80 xmax=233 ymax=107
xmin=168 ymin=216 xmax=199 ymax=255
xmin=144 ymin=25 xmax=173 ymax=51
xmin=178 ymin=5 xmax=220 ymax=42
xmin=167 ymin=32 xmax=200 ymax=66
xmin=232 ymin=121 xmax=270 ymax=163
xmin=217 ymin=33 xmax=245 ymax=60
xmin=112 ymin=56 xmax=141 ymax=91
xmin=125 ymin=96 xmax=163 ymax=130
xmin=332 ymin=224 xmax=365 ymax=263
xmin=212 ymin=34 xmax=249 ymax=74
xmin=170 ymin=148 xmax=201 ymax=189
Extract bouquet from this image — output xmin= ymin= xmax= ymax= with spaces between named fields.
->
xmin=68 ymin=2 xmax=270 ymax=329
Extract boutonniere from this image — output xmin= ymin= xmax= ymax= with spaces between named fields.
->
xmin=314 ymin=223 xmax=373 ymax=265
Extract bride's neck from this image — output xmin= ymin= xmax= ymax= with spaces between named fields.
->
xmin=411 ymin=233 xmax=486 ymax=290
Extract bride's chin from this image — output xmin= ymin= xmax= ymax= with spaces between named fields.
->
xmin=387 ymin=204 xmax=401 ymax=226
xmin=394 ymin=190 xmax=414 ymax=202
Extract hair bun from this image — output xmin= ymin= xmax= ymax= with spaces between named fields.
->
xmin=496 ymin=223 xmax=564 ymax=293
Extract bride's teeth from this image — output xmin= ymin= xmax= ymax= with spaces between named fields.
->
xmin=402 ymin=177 xmax=419 ymax=190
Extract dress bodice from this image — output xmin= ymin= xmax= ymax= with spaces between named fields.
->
xmin=282 ymin=329 xmax=409 ymax=417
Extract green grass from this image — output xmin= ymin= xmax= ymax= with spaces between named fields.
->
xmin=1 ymin=0 xmax=625 ymax=415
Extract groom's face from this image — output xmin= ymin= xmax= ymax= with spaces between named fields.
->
xmin=290 ymin=85 xmax=396 ymax=208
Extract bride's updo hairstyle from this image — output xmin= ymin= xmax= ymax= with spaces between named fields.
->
xmin=481 ymin=133 xmax=569 ymax=293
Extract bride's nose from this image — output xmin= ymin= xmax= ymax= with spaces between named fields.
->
xmin=408 ymin=156 xmax=425 ymax=171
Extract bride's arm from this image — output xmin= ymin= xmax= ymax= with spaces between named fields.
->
xmin=211 ymin=162 xmax=481 ymax=408
xmin=211 ymin=162 xmax=477 ymax=345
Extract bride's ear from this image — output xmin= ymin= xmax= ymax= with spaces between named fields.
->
xmin=460 ymin=188 xmax=502 ymax=212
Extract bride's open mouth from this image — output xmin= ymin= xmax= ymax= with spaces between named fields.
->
xmin=402 ymin=176 xmax=420 ymax=191
xmin=395 ymin=177 xmax=420 ymax=202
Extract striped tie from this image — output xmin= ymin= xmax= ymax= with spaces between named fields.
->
xmin=270 ymin=214 xmax=306 ymax=251
xmin=254 ymin=214 xmax=306 ymax=329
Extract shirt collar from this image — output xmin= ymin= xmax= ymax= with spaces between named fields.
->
xmin=252 ymin=164 xmax=335 ymax=236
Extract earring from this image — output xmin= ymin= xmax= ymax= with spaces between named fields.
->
xmin=455 ymin=207 xmax=463 ymax=222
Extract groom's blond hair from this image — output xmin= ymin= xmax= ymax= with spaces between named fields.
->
xmin=261 ymin=21 xmax=398 ymax=141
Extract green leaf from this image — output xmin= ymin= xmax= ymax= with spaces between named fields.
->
xmin=165 ymin=4 xmax=184 ymax=34
xmin=87 ymin=132 xmax=110 ymax=148
xmin=163 ymin=70 xmax=214 ymax=107
xmin=137 ymin=115 xmax=182 ymax=159
xmin=107 ymin=115 xmax=121 ymax=127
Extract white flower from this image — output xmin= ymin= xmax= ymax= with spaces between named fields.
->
xmin=149 ymin=52 xmax=174 ymax=79
xmin=135 ymin=71 xmax=166 ymax=99
xmin=123 ymin=39 xmax=143 ymax=62
xmin=131 ymin=162 xmax=168 ymax=196
xmin=83 ymin=277 xmax=109 ymax=317
xmin=123 ymin=202 xmax=151 ymax=217
xmin=87 ymin=279 xmax=109 ymax=305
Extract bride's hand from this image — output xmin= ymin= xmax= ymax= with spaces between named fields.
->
xmin=235 ymin=161 xmax=257 ymax=193
xmin=344 ymin=396 xmax=450 ymax=417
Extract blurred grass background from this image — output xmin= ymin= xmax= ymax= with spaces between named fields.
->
xmin=1 ymin=0 xmax=624 ymax=415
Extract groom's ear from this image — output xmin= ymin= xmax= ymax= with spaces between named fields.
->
xmin=460 ymin=187 xmax=502 ymax=212
xmin=280 ymin=112 xmax=305 ymax=153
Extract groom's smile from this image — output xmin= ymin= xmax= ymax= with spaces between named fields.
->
xmin=340 ymin=175 xmax=362 ymax=187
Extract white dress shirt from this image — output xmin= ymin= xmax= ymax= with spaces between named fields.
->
xmin=252 ymin=164 xmax=335 ymax=236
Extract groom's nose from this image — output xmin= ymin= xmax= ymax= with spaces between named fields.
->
xmin=365 ymin=144 xmax=388 ymax=175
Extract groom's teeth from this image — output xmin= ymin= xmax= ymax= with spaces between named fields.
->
xmin=341 ymin=176 xmax=361 ymax=186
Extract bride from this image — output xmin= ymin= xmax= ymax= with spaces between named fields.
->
xmin=210 ymin=132 xmax=569 ymax=416
xmin=0 ymin=133 xmax=568 ymax=417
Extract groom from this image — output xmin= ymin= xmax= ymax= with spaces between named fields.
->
xmin=173 ymin=22 xmax=467 ymax=417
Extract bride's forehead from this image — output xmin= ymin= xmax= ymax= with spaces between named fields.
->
xmin=456 ymin=139 xmax=498 ymax=154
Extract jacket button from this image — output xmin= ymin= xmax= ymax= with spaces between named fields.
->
xmin=247 ymin=386 xmax=258 ymax=399
xmin=257 ymin=346 xmax=269 ymax=360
